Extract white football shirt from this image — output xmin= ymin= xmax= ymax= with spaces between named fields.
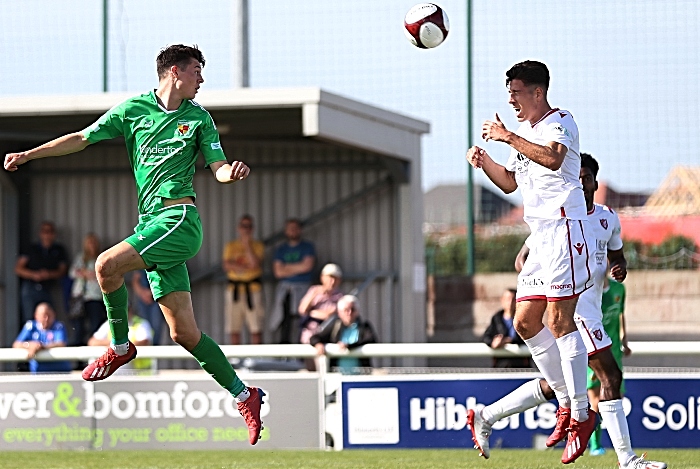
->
xmin=505 ymin=108 xmax=586 ymax=223
xmin=576 ymin=203 xmax=623 ymax=319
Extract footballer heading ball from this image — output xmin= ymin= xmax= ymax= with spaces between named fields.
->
xmin=404 ymin=3 xmax=450 ymax=49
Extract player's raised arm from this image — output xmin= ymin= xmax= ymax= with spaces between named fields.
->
xmin=4 ymin=132 xmax=90 ymax=172
xmin=210 ymin=160 xmax=250 ymax=184
xmin=466 ymin=146 xmax=517 ymax=194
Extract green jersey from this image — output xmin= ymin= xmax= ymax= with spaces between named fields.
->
xmin=83 ymin=91 xmax=226 ymax=214
xmin=601 ymin=279 xmax=626 ymax=365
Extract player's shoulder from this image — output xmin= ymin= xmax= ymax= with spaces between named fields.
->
xmin=595 ymin=203 xmax=615 ymax=214
xmin=545 ymin=108 xmax=577 ymax=129
xmin=111 ymin=92 xmax=154 ymax=115
xmin=119 ymin=92 xmax=152 ymax=107
xmin=595 ymin=203 xmax=621 ymax=222
xmin=186 ymin=99 xmax=211 ymax=115
xmin=551 ymin=108 xmax=575 ymax=122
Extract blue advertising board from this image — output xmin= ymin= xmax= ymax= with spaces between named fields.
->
xmin=340 ymin=372 xmax=700 ymax=449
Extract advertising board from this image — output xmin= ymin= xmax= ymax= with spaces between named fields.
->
xmin=0 ymin=373 xmax=322 ymax=450
xmin=341 ymin=372 xmax=700 ymax=449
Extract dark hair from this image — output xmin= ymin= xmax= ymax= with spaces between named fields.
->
xmin=285 ymin=217 xmax=302 ymax=227
xmin=506 ymin=60 xmax=550 ymax=91
xmin=156 ymin=44 xmax=205 ymax=79
xmin=506 ymin=288 xmax=517 ymax=295
xmin=580 ymin=153 xmax=599 ymax=179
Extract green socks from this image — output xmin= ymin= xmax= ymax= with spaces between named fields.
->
xmin=191 ymin=332 xmax=246 ymax=396
xmin=590 ymin=425 xmax=603 ymax=450
xmin=103 ymin=283 xmax=129 ymax=345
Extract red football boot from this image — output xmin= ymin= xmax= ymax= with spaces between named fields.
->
xmin=546 ymin=406 xmax=571 ymax=447
xmin=562 ymin=408 xmax=599 ymax=464
xmin=237 ymin=387 xmax=266 ymax=445
xmin=82 ymin=342 xmax=137 ymax=381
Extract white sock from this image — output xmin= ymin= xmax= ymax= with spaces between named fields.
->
xmin=556 ymin=331 xmax=589 ymax=421
xmin=599 ymin=399 xmax=635 ymax=465
xmin=235 ymin=387 xmax=251 ymax=403
xmin=523 ymin=328 xmax=570 ymax=408
xmin=111 ymin=342 xmax=129 ymax=356
xmin=482 ymin=379 xmax=548 ymax=425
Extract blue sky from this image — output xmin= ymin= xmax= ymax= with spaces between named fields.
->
xmin=1 ymin=0 xmax=697 ymax=197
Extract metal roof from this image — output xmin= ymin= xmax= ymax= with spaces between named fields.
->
xmin=0 ymin=87 xmax=429 ymax=162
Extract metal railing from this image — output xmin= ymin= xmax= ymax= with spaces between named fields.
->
xmin=2 ymin=341 xmax=699 ymax=364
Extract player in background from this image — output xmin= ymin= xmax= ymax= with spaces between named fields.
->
xmin=466 ymin=61 xmax=596 ymax=464
xmin=4 ymin=44 xmax=264 ymax=445
xmin=468 ymin=154 xmax=666 ymax=469
xmin=588 ymin=267 xmax=631 ymax=456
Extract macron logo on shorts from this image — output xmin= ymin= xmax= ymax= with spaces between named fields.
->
xmin=550 ymin=283 xmax=573 ymax=290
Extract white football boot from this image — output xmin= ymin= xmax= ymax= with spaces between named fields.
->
xmin=467 ymin=409 xmax=492 ymax=459
xmin=620 ymin=453 xmax=667 ymax=469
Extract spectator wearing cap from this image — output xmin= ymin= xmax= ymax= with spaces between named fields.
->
xmin=298 ymin=263 xmax=344 ymax=347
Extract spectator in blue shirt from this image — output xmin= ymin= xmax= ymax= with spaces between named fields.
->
xmin=271 ymin=218 xmax=316 ymax=343
xmin=13 ymin=302 xmax=72 ymax=373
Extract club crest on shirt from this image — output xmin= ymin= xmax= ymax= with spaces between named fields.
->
xmin=592 ymin=329 xmax=603 ymax=341
xmin=600 ymin=218 xmax=608 ymax=230
xmin=175 ymin=120 xmax=195 ymax=138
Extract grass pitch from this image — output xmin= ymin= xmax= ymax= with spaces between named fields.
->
xmin=0 ymin=449 xmax=697 ymax=469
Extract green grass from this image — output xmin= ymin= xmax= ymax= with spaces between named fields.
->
xmin=0 ymin=449 xmax=697 ymax=469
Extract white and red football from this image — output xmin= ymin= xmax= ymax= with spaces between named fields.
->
xmin=404 ymin=3 xmax=450 ymax=49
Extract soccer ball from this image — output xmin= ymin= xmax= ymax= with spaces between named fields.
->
xmin=404 ymin=3 xmax=450 ymax=49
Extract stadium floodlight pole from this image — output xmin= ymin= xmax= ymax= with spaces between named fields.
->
xmin=102 ymin=0 xmax=108 ymax=92
xmin=465 ymin=0 xmax=475 ymax=275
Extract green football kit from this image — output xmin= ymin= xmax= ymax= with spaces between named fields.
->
xmin=82 ymin=91 xmax=246 ymax=396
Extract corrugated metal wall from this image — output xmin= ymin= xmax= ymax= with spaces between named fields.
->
xmin=28 ymin=140 xmax=398 ymax=368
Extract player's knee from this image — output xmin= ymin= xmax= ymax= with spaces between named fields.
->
xmin=94 ymin=252 xmax=114 ymax=283
xmin=513 ymin=316 xmax=536 ymax=338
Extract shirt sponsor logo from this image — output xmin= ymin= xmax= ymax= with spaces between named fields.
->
xmin=515 ymin=152 xmax=529 ymax=173
xmin=138 ymin=140 xmax=185 ymax=166
xmin=519 ymin=277 xmax=544 ymax=287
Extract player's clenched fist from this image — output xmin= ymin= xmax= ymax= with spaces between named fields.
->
xmin=229 ymin=161 xmax=250 ymax=181
xmin=4 ymin=152 xmax=28 ymax=172
xmin=466 ymin=146 xmax=486 ymax=169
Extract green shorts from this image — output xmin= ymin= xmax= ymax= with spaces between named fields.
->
xmin=587 ymin=366 xmax=626 ymax=394
xmin=125 ymin=204 xmax=203 ymax=300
